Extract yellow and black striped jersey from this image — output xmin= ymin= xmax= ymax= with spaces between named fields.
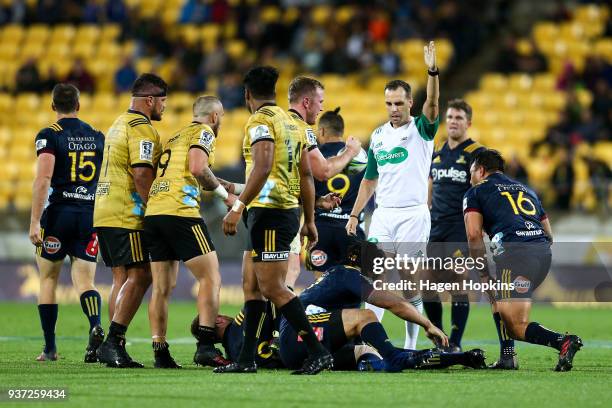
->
xmin=93 ymin=110 xmax=161 ymax=230
xmin=288 ymin=109 xmax=318 ymax=151
xmin=243 ymin=104 xmax=308 ymax=210
xmin=145 ymin=122 xmax=217 ymax=218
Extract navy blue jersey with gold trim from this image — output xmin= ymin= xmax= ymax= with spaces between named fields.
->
xmin=34 ymin=118 xmax=104 ymax=211
xmin=430 ymin=138 xmax=484 ymax=224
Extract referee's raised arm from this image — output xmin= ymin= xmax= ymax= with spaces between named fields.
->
xmin=423 ymin=40 xmax=440 ymax=122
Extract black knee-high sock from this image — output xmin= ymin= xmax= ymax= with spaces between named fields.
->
xmin=237 ymin=300 xmax=267 ymax=364
xmin=524 ymin=322 xmax=564 ymax=350
xmin=423 ymin=296 xmax=443 ymax=332
xmin=79 ymin=290 xmax=102 ymax=330
xmin=493 ymin=312 xmax=515 ymax=357
xmin=450 ymin=294 xmax=469 ymax=347
xmin=279 ymin=297 xmax=326 ymax=357
xmin=360 ymin=322 xmax=399 ymax=360
xmin=197 ymin=326 xmax=216 ymax=347
xmin=38 ymin=304 xmax=58 ymax=353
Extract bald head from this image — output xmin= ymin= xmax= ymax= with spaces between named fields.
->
xmin=193 ymin=96 xmax=224 ymax=134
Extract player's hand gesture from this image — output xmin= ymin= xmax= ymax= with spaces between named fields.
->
xmin=300 ymin=221 xmax=318 ymax=250
xmin=423 ymin=40 xmax=437 ymax=70
xmin=424 ymin=323 xmax=449 ymax=348
xmin=345 ymin=216 xmax=358 ymax=236
xmin=222 ymin=208 xmax=241 ymax=236
xmin=345 ymin=136 xmax=362 ymax=158
xmin=316 ymin=193 xmax=341 ymax=210
xmin=29 ymin=221 xmax=43 ymax=246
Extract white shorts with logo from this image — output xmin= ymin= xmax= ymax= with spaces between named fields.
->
xmin=367 ymin=204 xmax=430 ymax=257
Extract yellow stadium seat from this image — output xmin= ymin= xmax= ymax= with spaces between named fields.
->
xmin=162 ymin=7 xmax=180 ymax=26
xmin=136 ymin=58 xmax=154 ymax=74
xmin=226 ymin=40 xmax=247 ymax=60
xmin=0 ymin=42 xmax=19 ymax=60
xmin=92 ymin=93 xmax=117 ymax=112
xmin=72 ymin=42 xmax=96 ymax=59
xmin=480 ymin=73 xmax=508 ymax=91
xmin=75 ymin=25 xmax=101 ymax=43
xmin=97 ymin=43 xmax=121 ymax=60
xmin=100 ymin=24 xmax=121 ymax=42
xmin=15 ymin=93 xmax=40 ymax=111
xmin=180 ymin=25 xmax=200 ymax=46
xmin=44 ymin=42 xmax=71 ymax=61
xmin=49 ymin=24 xmax=76 ymax=43
xmin=593 ymin=38 xmax=612 ymax=62
xmin=20 ymin=42 xmax=46 ymax=60
xmin=24 ymin=24 xmax=50 ymax=43
xmin=283 ymin=7 xmax=300 ymax=24
xmin=260 ymin=6 xmax=281 ymax=23
xmin=532 ymin=73 xmax=556 ymax=91
xmin=311 ymin=5 xmax=332 ymax=24
xmin=1 ymin=24 xmax=24 ymax=44
xmin=508 ymin=73 xmax=533 ymax=91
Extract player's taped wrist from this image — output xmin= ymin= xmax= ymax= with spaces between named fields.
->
xmin=428 ymin=68 xmax=439 ymax=76
xmin=233 ymin=183 xmax=245 ymax=194
xmin=231 ymin=199 xmax=245 ymax=214
xmin=213 ymin=184 xmax=229 ymax=200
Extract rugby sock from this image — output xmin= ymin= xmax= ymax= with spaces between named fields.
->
xmin=38 ymin=304 xmax=58 ymax=353
xmin=152 ymin=341 xmax=169 ymax=352
xmin=524 ymin=322 xmax=564 ymax=350
xmin=423 ymin=297 xmax=443 ymax=332
xmin=449 ymin=294 xmax=470 ymax=348
xmin=493 ymin=312 xmax=515 ymax=356
xmin=197 ymin=326 xmax=216 ymax=347
xmin=365 ymin=303 xmax=385 ymax=321
xmin=279 ymin=296 xmax=327 ymax=357
xmin=404 ymin=296 xmax=423 ymax=349
xmin=237 ymin=300 xmax=266 ymax=364
xmin=79 ymin=290 xmax=102 ymax=330
xmin=360 ymin=322 xmax=399 ymax=360
xmin=108 ymin=321 xmax=127 ymax=341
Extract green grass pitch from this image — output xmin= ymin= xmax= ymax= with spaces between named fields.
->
xmin=0 ymin=302 xmax=610 ymax=407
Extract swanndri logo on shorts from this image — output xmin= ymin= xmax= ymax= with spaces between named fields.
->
xmin=262 ymin=251 xmax=289 ymax=261
xmin=375 ymin=147 xmax=408 ymax=166
xmin=43 ymin=236 xmax=61 ymax=254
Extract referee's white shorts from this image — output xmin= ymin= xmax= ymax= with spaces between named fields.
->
xmin=367 ymin=204 xmax=430 ymax=257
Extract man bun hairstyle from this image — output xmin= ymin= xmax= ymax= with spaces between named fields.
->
xmin=318 ymin=107 xmax=344 ymax=136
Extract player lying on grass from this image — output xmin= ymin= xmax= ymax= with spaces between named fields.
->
xmin=192 ymin=306 xmax=486 ymax=373
xmin=464 ymin=149 xmax=582 ymax=371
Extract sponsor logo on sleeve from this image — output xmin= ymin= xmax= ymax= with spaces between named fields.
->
xmin=249 ymin=125 xmax=271 ymax=143
xmin=305 ymin=128 xmax=317 ymax=146
xmin=139 ymin=140 xmax=154 ymax=161
xmin=198 ymin=130 xmax=214 ymax=149
xmin=35 ymin=139 xmax=47 ymax=151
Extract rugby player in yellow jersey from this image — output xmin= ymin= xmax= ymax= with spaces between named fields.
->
xmin=143 ymin=96 xmax=236 ymax=368
xmin=214 ymin=66 xmax=333 ymax=375
xmin=94 ymin=73 xmax=167 ymax=368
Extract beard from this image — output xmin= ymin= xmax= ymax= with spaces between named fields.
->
xmin=150 ymin=110 xmax=162 ymax=121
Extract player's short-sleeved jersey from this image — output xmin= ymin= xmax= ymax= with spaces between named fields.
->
xmin=145 ymin=122 xmax=216 ymax=218
xmin=364 ymin=114 xmax=438 ymax=208
xmin=431 ymin=138 xmax=485 ymax=224
xmin=314 ymin=141 xmax=365 ymax=223
xmin=94 ymin=110 xmax=161 ymax=230
xmin=463 ymin=172 xmax=550 ymax=247
xmin=243 ymin=104 xmax=307 ymax=210
xmin=222 ymin=301 xmax=282 ymax=368
xmin=288 ymin=109 xmax=318 ymax=151
xmin=299 ymin=265 xmax=375 ymax=310
xmin=34 ymin=118 xmax=104 ymax=211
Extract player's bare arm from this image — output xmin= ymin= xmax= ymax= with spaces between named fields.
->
xmin=29 ymin=153 xmax=55 ymax=245
xmin=541 ymin=217 xmax=554 ymax=243
xmin=189 ymin=148 xmax=236 ymax=206
xmin=427 ymin=176 xmax=433 ymax=209
xmin=367 ymin=289 xmax=449 ymax=347
xmin=133 ymin=166 xmax=155 ymax=204
xmin=423 ymin=40 xmax=439 ymax=122
xmin=309 ymin=136 xmax=361 ymax=181
xmin=346 ymin=178 xmax=377 ymax=236
xmin=222 ymin=140 xmax=274 ymax=236
xmin=315 ymin=193 xmax=341 ymax=211
xmin=300 ymin=147 xmax=318 ymax=249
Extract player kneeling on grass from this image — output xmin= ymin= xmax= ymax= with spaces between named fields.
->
xmin=143 ymin=96 xmax=236 ymax=368
xmin=463 ymin=149 xmax=582 ymax=371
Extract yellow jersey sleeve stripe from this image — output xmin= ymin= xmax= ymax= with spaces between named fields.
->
xmin=464 ymin=142 xmax=484 ymax=154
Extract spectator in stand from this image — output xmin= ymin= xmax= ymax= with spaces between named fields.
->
xmin=505 ymin=154 xmax=529 ymax=186
xmin=15 ymin=58 xmax=42 ymax=93
xmin=114 ymin=57 xmax=138 ymax=93
xmin=551 ymin=149 xmax=574 ymax=211
xmin=379 ymin=41 xmax=402 ymax=76
xmin=217 ymin=71 xmax=243 ymax=111
xmin=106 ymin=0 xmax=127 ymax=23
xmin=41 ymin=66 xmax=61 ymax=92
xmin=203 ymin=37 xmax=229 ymax=78
xmin=584 ymin=156 xmax=611 ymax=215
xmin=66 ymin=59 xmax=95 ymax=93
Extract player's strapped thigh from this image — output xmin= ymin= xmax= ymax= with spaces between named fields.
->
xmin=96 ymin=227 xmax=149 ymax=267
xmin=247 ymin=208 xmax=299 ymax=262
xmin=144 ymin=215 xmax=215 ymax=262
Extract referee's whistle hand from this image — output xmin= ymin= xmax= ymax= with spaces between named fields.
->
xmin=222 ymin=211 xmax=240 ymax=236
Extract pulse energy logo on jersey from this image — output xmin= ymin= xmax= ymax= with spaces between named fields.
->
xmin=375 ymin=147 xmax=408 ymax=166
xmin=431 ymin=167 xmax=468 ymax=183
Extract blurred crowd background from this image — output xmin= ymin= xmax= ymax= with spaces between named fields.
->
xmin=0 ymin=0 xmax=609 ymax=240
